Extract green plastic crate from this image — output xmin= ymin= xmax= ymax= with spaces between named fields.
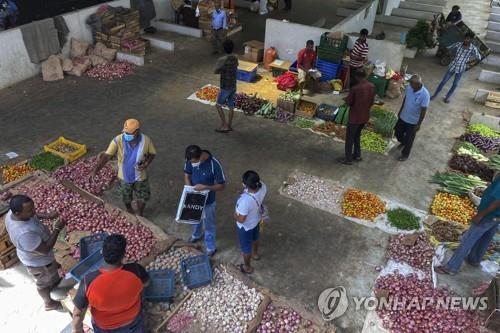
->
xmin=317 ymin=46 xmax=344 ymax=64
xmin=320 ymin=34 xmax=348 ymax=52
xmin=368 ymin=74 xmax=389 ymax=98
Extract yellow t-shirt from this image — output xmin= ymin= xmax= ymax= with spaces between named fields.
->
xmin=105 ymin=134 xmax=156 ymax=183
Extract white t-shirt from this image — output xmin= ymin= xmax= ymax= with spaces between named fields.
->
xmin=236 ymin=182 xmax=267 ymax=231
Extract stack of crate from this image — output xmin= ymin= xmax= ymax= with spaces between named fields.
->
xmin=197 ymin=0 xmax=237 ymax=39
xmin=0 ymin=219 xmax=18 ymax=270
xmin=317 ymin=32 xmax=348 ymax=65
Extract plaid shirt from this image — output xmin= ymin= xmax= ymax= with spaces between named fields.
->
xmin=448 ymin=42 xmax=480 ymax=73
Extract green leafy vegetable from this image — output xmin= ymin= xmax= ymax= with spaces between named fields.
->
xmin=387 ymin=208 xmax=421 ymax=230
xmin=29 ymin=152 xmax=65 ymax=172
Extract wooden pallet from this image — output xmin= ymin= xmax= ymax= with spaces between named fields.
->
xmin=0 ymin=247 xmax=18 ymax=270
xmin=0 ymin=233 xmax=14 ymax=255
xmin=485 ymin=91 xmax=500 ymax=109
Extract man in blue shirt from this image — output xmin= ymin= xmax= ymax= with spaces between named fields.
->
xmin=436 ymin=174 xmax=500 ymax=275
xmin=184 ymin=145 xmax=226 ymax=257
xmin=211 ymin=1 xmax=228 ymax=54
xmin=394 ymin=75 xmax=430 ymax=161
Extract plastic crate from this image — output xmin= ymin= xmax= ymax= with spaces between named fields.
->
xmin=237 ymin=69 xmax=257 ymax=82
xmin=68 ymin=249 xmax=105 ymax=282
xmin=44 ymin=137 xmax=87 ymax=162
xmin=144 ymin=269 xmax=176 ymax=302
xmin=320 ymin=33 xmax=348 ymax=51
xmin=180 ymin=255 xmax=213 ymax=289
xmin=316 ymin=60 xmax=341 ymax=82
xmin=317 ymin=46 xmax=344 ymax=64
xmin=368 ymin=74 xmax=389 ymax=97
xmin=316 ymin=104 xmax=338 ymax=122
xmin=289 ymin=61 xmax=298 ymax=73
xmin=79 ymin=233 xmax=108 ymax=260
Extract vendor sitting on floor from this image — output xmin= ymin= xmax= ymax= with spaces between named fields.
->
xmin=297 ymin=40 xmax=320 ymax=96
xmin=72 ymin=234 xmax=149 ymax=333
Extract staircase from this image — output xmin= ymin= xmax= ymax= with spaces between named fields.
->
xmin=480 ymin=4 xmax=500 ymax=83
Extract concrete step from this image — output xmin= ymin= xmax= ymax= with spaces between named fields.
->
xmin=490 ymin=13 xmax=500 ymax=23
xmin=483 ymin=53 xmax=500 ymax=68
xmin=337 ymin=8 xmax=356 ymax=17
xmin=398 ymin=1 xmax=443 ymax=13
xmin=486 ymin=30 xmax=500 ymax=43
xmin=391 ymin=8 xmax=436 ymax=21
xmin=492 ymin=6 xmax=500 ymax=15
xmin=479 ymin=69 xmax=500 ymax=84
xmin=141 ymin=34 xmax=175 ymax=51
xmin=406 ymin=0 xmax=447 ymax=6
xmin=486 ymin=40 xmax=500 ymax=53
xmin=152 ymin=19 xmax=202 ymax=38
xmin=375 ymin=15 xmax=418 ymax=28
xmin=488 ymin=21 xmax=500 ymax=32
xmin=338 ymin=1 xmax=364 ymax=10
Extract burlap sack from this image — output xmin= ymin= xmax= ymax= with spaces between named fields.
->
xmin=89 ymin=55 xmax=107 ymax=67
xmin=41 ymin=55 xmax=64 ymax=81
xmin=386 ymin=79 xmax=404 ymax=99
xmin=62 ymin=58 xmax=73 ymax=72
xmin=70 ymin=38 xmax=90 ymax=58
xmin=68 ymin=56 xmax=91 ymax=77
xmin=94 ymin=42 xmax=117 ymax=61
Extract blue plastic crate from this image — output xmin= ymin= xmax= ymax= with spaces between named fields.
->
xmin=68 ymin=249 xmax=104 ymax=282
xmin=316 ymin=59 xmax=341 ymax=82
xmin=237 ymin=69 xmax=257 ymax=82
xmin=180 ymin=255 xmax=213 ymax=289
xmin=144 ymin=269 xmax=176 ymax=302
xmin=79 ymin=233 xmax=108 ymax=260
xmin=289 ymin=61 xmax=298 ymax=73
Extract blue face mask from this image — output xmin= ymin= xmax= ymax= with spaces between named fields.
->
xmin=123 ymin=133 xmax=135 ymax=142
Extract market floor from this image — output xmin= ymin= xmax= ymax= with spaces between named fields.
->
xmin=0 ymin=24 xmax=497 ymax=333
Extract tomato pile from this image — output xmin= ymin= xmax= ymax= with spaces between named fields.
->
xmin=2 ymin=163 xmax=36 ymax=184
xmin=195 ymin=86 xmax=220 ymax=102
xmin=342 ymin=189 xmax=386 ymax=221
xmin=430 ymin=193 xmax=476 ymax=225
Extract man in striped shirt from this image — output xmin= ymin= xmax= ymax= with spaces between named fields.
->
xmin=431 ymin=32 xmax=480 ymax=103
xmin=349 ymin=29 xmax=369 ymax=88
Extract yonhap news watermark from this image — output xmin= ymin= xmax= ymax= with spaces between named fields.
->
xmin=317 ymin=286 xmax=489 ymax=321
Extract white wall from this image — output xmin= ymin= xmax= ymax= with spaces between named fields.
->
xmin=381 ymin=0 xmax=402 ymax=16
xmin=331 ymin=0 xmax=378 ymax=33
xmin=347 ymin=35 xmax=405 ymax=71
xmin=0 ymin=0 xmax=130 ymax=89
xmin=153 ymin=0 xmax=174 ymax=21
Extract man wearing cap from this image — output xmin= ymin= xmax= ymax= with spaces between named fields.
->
xmin=92 ymin=119 xmax=156 ymax=216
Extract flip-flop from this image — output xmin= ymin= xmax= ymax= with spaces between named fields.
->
xmin=239 ymin=264 xmax=254 ymax=274
xmin=215 ymin=128 xmax=230 ymax=133
xmin=434 ymin=265 xmax=456 ymax=276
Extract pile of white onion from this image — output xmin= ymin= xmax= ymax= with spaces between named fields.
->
xmin=146 ymin=247 xmax=194 ymax=274
xmin=388 ymin=233 xmax=435 ymax=271
xmin=18 ymin=182 xmax=154 ymax=261
xmin=180 ymin=268 xmax=264 ymax=333
xmin=257 ymin=303 xmax=316 ymax=333
xmin=375 ymin=273 xmax=480 ymax=332
xmin=52 ymin=156 xmax=116 ymax=195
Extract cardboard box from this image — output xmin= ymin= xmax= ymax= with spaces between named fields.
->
xmin=243 ymin=40 xmax=264 ymax=63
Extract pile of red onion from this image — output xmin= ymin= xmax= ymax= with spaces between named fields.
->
xmin=18 ymin=182 xmax=154 ymax=261
xmin=85 ymin=62 xmax=136 ymax=81
xmin=256 ymin=304 xmax=315 ymax=333
xmin=375 ymin=273 xmax=480 ymax=332
xmin=388 ymin=233 xmax=435 ymax=271
xmin=166 ymin=312 xmax=194 ymax=333
xmin=52 ymin=156 xmax=116 ymax=195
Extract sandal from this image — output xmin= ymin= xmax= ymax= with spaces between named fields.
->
xmin=434 ymin=265 xmax=456 ymax=276
xmin=239 ymin=264 xmax=254 ymax=275
xmin=215 ymin=128 xmax=230 ymax=133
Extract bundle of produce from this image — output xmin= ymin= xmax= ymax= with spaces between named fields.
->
xmin=375 ymin=273 xmax=480 ymax=333
xmin=461 ymin=133 xmax=500 ymax=152
xmin=29 ymin=152 xmax=65 ymax=172
xmin=196 ymin=85 xmax=219 ymax=102
xmin=388 ymin=233 xmax=434 ymax=270
xmin=18 ymin=182 xmax=154 ymax=261
xmin=276 ymin=108 xmax=295 ymax=123
xmin=179 ymin=267 xmax=264 ymax=333
xmin=456 ymin=141 xmax=482 ymax=154
xmin=430 ymin=192 xmax=476 ymax=225
xmin=370 ymin=105 xmax=386 ymax=119
xmin=487 ymin=154 xmax=500 ymax=171
xmin=466 ymin=123 xmax=500 ymax=139
xmin=429 ymin=172 xmax=487 ymax=196
xmin=293 ymin=117 xmax=316 ymax=129
xmin=146 ymin=247 xmax=195 ymax=275
xmin=255 ymin=102 xmax=276 ymax=119
xmin=2 ymin=163 xmax=35 ymax=184
xmin=448 ymin=154 xmax=494 ymax=181
xmin=387 ymin=208 xmax=421 ymax=230
xmin=342 ymin=189 xmax=385 ymax=221
xmin=361 ymin=130 xmax=387 ymax=153
xmin=52 ymin=156 xmax=117 ymax=195
xmin=85 ymin=62 xmax=136 ymax=80
xmin=279 ymin=90 xmax=300 ymax=102
xmin=239 ymin=94 xmax=267 ymax=115
xmin=371 ymin=110 xmax=397 ymax=137
xmin=53 ymin=142 xmax=77 ymax=154
xmin=234 ymin=92 xmax=248 ymax=109
xmin=428 ymin=219 xmax=465 ymax=243
xmin=256 ymin=303 xmax=317 ymax=333
xmin=456 ymin=146 xmax=488 ymax=162
xmin=275 ymin=72 xmax=297 ymax=91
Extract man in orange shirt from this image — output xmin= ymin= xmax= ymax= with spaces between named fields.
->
xmin=297 ymin=40 xmax=319 ymax=96
xmin=71 ymin=234 xmax=149 ymax=333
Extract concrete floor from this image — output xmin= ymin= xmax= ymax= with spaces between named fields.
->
xmin=1 ymin=2 xmax=499 ymax=332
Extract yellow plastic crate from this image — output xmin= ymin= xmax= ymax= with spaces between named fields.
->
xmin=43 ymin=137 xmax=87 ymax=162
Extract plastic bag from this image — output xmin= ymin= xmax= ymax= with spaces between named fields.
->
xmin=373 ymin=60 xmax=386 ymax=77
xmin=195 ymin=6 xmax=200 ymax=17
xmin=386 ymin=79 xmax=404 ymax=99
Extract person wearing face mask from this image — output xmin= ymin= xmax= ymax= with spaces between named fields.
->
xmin=234 ymin=171 xmax=267 ymax=274
xmin=184 ymin=145 xmax=226 ymax=257
xmin=92 ymin=119 xmax=156 ymax=216
xmin=211 ymin=1 xmax=228 ymax=54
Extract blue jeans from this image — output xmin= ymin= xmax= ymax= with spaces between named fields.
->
xmin=192 ymin=202 xmax=217 ymax=252
xmin=446 ymin=218 xmax=499 ymax=273
xmin=433 ymin=70 xmax=463 ymax=100
xmin=92 ymin=313 xmax=145 ymax=333
xmin=217 ymin=88 xmax=236 ymax=108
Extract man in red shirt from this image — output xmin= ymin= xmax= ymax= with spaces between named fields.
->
xmin=338 ymin=70 xmax=375 ymax=165
xmin=297 ymin=40 xmax=318 ymax=95
xmin=71 ymin=234 xmax=149 ymax=333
